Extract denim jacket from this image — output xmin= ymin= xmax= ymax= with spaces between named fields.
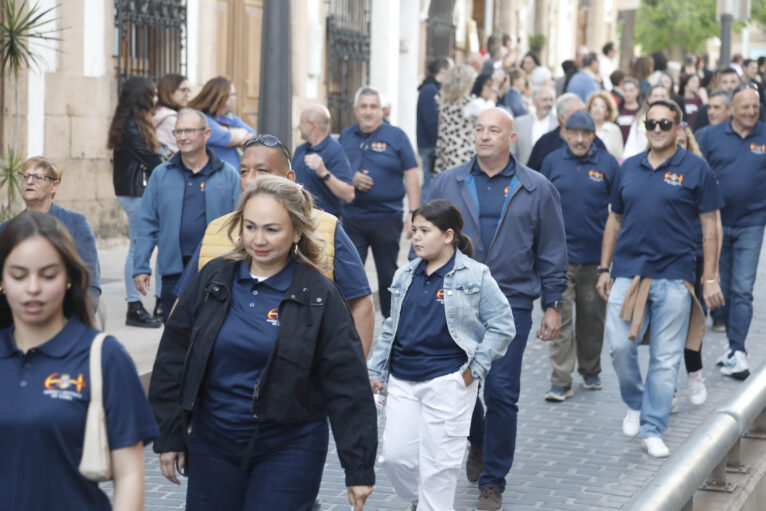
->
xmin=368 ymin=250 xmax=515 ymax=382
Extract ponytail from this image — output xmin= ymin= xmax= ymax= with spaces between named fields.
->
xmin=411 ymin=199 xmax=473 ymax=257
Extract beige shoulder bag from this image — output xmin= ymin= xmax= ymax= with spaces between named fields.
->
xmin=79 ymin=333 xmax=112 ymax=481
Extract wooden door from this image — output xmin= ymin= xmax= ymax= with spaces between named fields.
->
xmin=215 ymin=0 xmax=263 ymax=129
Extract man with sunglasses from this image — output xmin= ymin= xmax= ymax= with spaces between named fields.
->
xmin=597 ymin=99 xmax=724 ymax=458
xmin=697 ymin=85 xmax=766 ymax=380
xmin=133 ymin=108 xmax=241 ymax=321
xmin=172 ymin=134 xmax=376 ymax=356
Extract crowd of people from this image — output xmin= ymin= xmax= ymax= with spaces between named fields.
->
xmin=0 ymin=36 xmax=765 ymax=511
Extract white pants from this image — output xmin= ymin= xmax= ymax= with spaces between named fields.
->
xmin=381 ymin=371 xmax=479 ymax=511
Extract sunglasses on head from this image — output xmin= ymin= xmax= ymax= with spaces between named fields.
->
xmin=242 ymin=134 xmax=292 ymax=163
xmin=644 ymin=119 xmax=675 ymax=132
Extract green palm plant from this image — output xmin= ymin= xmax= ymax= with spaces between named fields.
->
xmin=0 ymin=0 xmax=61 ymax=216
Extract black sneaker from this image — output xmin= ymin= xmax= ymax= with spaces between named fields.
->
xmin=126 ymin=301 xmax=162 ymax=328
xmin=544 ymin=385 xmax=573 ymax=402
xmin=465 ymin=446 xmax=484 ymax=483
xmin=476 ymin=484 xmax=503 ymax=510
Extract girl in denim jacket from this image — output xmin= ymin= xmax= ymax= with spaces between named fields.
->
xmin=368 ymin=199 xmax=515 ymax=511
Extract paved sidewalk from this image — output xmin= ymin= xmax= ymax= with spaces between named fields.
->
xmin=97 ymin=237 xmax=766 ymax=510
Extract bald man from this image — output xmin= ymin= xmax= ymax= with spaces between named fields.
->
xmin=294 ymin=105 xmax=355 ymax=217
xmin=427 ymin=108 xmax=567 ymax=511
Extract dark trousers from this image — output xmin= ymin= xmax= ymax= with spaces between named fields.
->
xmin=684 ymin=256 xmax=705 ymax=373
xmin=186 ymin=421 xmax=329 ymax=511
xmin=160 ymin=273 xmax=181 ymax=323
xmin=468 ymin=307 xmax=532 ymax=493
xmin=343 ymin=214 xmax=403 ymax=318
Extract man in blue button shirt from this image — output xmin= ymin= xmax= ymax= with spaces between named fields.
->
xmin=339 ymin=86 xmax=420 ymax=318
xmin=294 ymin=104 xmax=355 ymax=217
xmin=697 ymin=85 xmax=766 ymax=380
xmin=133 ymin=108 xmax=240 ymax=321
xmin=540 ymin=111 xmax=619 ymax=402
xmin=597 ymin=99 xmax=724 ymax=458
xmin=428 ymin=107 xmax=567 ymax=511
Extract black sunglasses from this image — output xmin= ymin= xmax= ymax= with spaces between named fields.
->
xmin=644 ymin=119 xmax=675 ymax=132
xmin=242 ymin=134 xmax=292 ymax=164
xmin=732 ymin=82 xmax=760 ymax=99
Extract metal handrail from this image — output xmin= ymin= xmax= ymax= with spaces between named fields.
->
xmin=626 ymin=365 xmax=766 ymax=511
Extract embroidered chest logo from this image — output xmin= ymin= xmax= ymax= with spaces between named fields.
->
xmin=266 ymin=307 xmax=279 ymax=326
xmin=504 ymin=185 xmax=509 ymax=196
xmin=588 ymin=169 xmax=605 ymax=183
xmin=371 ymin=142 xmax=387 ymax=152
xmin=664 ymin=172 xmax=684 ymax=186
xmin=750 ymin=143 xmax=766 ymax=155
xmin=200 ymin=181 xmax=206 ymax=192
xmin=436 ymin=288 xmax=445 ymax=304
xmin=43 ymin=372 xmax=86 ymax=401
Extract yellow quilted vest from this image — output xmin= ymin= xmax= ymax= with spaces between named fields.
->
xmin=197 ymin=209 xmax=337 ymax=280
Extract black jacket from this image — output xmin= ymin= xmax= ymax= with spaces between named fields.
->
xmin=148 ymin=257 xmax=377 ymax=486
xmin=112 ymin=118 xmax=162 ymax=197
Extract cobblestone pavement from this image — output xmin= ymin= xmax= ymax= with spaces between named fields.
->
xmin=98 ymin=240 xmax=766 ymax=510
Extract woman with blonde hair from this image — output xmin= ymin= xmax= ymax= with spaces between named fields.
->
xmin=149 ymin=175 xmax=377 ymax=511
xmin=587 ymin=91 xmax=624 ymax=159
xmin=188 ymin=76 xmax=255 ymax=169
xmin=434 ymin=65 xmax=480 ymax=174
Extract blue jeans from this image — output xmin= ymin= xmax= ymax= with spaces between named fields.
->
xmin=710 ymin=224 xmax=765 ymax=353
xmin=467 ymin=307 xmax=532 ymax=493
xmin=117 ymin=196 xmax=161 ymax=302
xmin=419 ymin=147 xmax=435 ymax=204
xmin=186 ymin=420 xmax=329 ymax=511
xmin=607 ymin=278 xmax=690 ymax=438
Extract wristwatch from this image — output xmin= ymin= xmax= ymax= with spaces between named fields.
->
xmin=597 ymin=266 xmax=610 ymax=274
xmin=548 ymin=300 xmax=563 ymax=312
xmin=321 ymin=172 xmax=332 ymax=181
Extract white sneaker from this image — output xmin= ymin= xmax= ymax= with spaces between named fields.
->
xmin=720 ymin=350 xmax=750 ymax=380
xmin=688 ymin=371 xmax=707 ymax=405
xmin=670 ymin=394 xmax=679 ymax=414
xmin=716 ymin=348 xmax=733 ymax=366
xmin=643 ymin=436 xmax=670 ymax=458
xmin=622 ymin=408 xmax=641 ymax=437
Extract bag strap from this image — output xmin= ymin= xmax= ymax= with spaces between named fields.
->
xmin=89 ymin=333 xmax=108 ymax=405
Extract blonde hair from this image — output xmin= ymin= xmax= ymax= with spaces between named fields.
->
xmin=588 ymin=91 xmax=619 ymax=122
xmin=223 ymin=175 xmax=328 ymax=275
xmin=440 ymin=65 xmax=477 ymax=105
xmin=681 ymin=126 xmax=702 ymax=157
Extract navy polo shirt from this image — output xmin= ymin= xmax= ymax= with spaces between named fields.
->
xmin=611 ymin=148 xmax=724 ymax=282
xmin=697 ymin=120 xmax=766 ymax=227
xmin=294 ymin=134 xmax=354 ymax=217
xmin=470 ymin=158 xmax=516 ymax=256
xmin=179 ymin=158 xmax=214 ymax=257
xmin=197 ymin=259 xmax=297 ymax=443
xmin=541 ymin=145 xmax=619 ymax=264
xmin=339 ymin=122 xmax=418 ymax=218
xmin=0 ymin=318 xmax=157 ymax=510
xmin=390 ymin=252 xmax=466 ymax=382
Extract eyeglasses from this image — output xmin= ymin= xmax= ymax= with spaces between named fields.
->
xmin=242 ymin=134 xmax=292 ymax=164
xmin=172 ymin=128 xmax=206 ymax=137
xmin=17 ymin=172 xmax=57 ymax=183
xmin=644 ymin=119 xmax=675 ymax=132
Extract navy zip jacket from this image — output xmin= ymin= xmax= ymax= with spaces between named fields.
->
xmin=416 ymin=76 xmax=440 ymax=149
xmin=428 ymin=156 xmax=568 ymax=310
xmin=148 ymin=257 xmax=377 ymax=487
